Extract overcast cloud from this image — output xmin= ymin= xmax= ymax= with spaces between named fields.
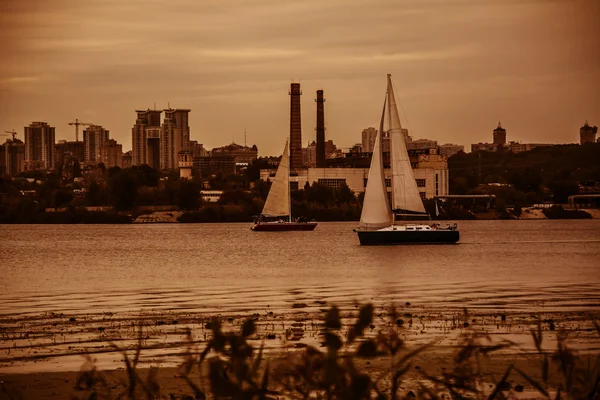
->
xmin=0 ymin=0 xmax=599 ymax=155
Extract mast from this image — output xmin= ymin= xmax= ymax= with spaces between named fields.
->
xmin=386 ymin=74 xmax=427 ymax=216
xmin=288 ymin=144 xmax=292 ymax=222
xmin=359 ymin=95 xmax=393 ymax=230
xmin=261 ymin=140 xmax=291 ymax=218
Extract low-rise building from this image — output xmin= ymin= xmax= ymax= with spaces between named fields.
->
xmin=200 ymin=190 xmax=223 ymax=203
xmin=211 ymin=142 xmax=258 ymax=164
xmin=471 ymin=142 xmax=499 ymax=153
xmin=260 ymin=149 xmax=448 ymax=200
xmin=406 ymin=139 xmax=437 ymax=151
xmin=507 ymin=142 xmax=554 ymax=153
xmin=439 ymin=143 xmax=464 ymax=158
xmin=260 ymin=166 xmax=447 ymax=199
xmin=195 ymin=155 xmax=235 ymax=177
xmin=302 ymin=141 xmax=317 ymax=167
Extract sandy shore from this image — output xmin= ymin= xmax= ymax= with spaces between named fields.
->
xmin=1 ymin=302 xmax=599 ymax=399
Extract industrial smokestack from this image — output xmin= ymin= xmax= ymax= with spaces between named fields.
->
xmin=315 ymin=90 xmax=326 ymax=168
xmin=289 ymin=82 xmax=303 ymax=169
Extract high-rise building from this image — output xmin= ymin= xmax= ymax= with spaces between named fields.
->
xmin=361 ymin=127 xmax=377 ymax=153
xmin=580 ymin=121 xmax=598 ymax=145
xmin=161 ymin=108 xmax=191 ymax=170
xmin=289 ymin=83 xmax=303 ymax=169
xmin=0 ymin=138 xmax=25 ymax=175
xmin=55 ymin=140 xmax=84 ymax=167
xmin=24 ymin=121 xmax=55 ymax=170
xmin=132 ymin=109 xmax=162 ymax=166
xmin=83 ymin=125 xmax=109 ymax=163
xmin=493 ymin=121 xmax=506 ymax=145
xmin=315 ymin=90 xmax=326 ymax=168
xmin=146 ymin=127 xmax=161 ymax=170
xmin=122 ymin=151 xmax=132 ymax=169
xmin=101 ymin=139 xmax=123 ymax=168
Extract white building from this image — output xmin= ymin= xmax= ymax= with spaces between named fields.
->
xmin=260 ymin=165 xmax=448 ymax=200
xmin=200 ymin=190 xmax=223 ymax=203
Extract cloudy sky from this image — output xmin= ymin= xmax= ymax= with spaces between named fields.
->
xmin=1 ymin=0 xmax=598 ymax=155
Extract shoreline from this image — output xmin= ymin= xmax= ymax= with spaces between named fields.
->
xmin=0 ymin=207 xmax=599 ymax=224
xmin=1 ymin=305 xmax=598 ymax=399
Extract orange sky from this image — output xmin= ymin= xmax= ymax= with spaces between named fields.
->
xmin=1 ymin=0 xmax=599 ymax=155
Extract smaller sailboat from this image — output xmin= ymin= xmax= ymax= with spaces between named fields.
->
xmin=355 ymin=74 xmax=459 ymax=245
xmin=251 ymin=140 xmax=317 ymax=232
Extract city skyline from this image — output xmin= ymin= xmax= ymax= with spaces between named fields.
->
xmin=1 ymin=0 xmax=599 ymax=156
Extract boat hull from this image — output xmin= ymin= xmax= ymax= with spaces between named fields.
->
xmin=356 ymin=229 xmax=459 ymax=245
xmin=251 ymin=222 xmax=318 ymax=232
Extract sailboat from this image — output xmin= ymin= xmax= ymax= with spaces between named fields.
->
xmin=251 ymin=140 xmax=318 ymax=232
xmin=355 ymin=74 xmax=459 ymax=245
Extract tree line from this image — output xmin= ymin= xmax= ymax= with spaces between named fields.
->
xmin=449 ymin=143 xmax=600 ymax=209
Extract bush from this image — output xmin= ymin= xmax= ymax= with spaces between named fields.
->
xmin=543 ymin=205 xmax=592 ymax=219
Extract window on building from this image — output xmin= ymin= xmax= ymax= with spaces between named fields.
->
xmin=364 ymin=178 xmax=368 ymax=188
xmin=419 ymin=192 xmax=426 ymax=200
xmin=385 ymin=178 xmax=391 ymax=187
xmin=290 ymin=181 xmax=299 ymax=191
xmin=317 ymin=178 xmax=346 ymax=189
xmin=416 ymin=179 xmax=426 ymax=187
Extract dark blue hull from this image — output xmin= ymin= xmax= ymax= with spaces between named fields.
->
xmin=356 ymin=229 xmax=459 ymax=245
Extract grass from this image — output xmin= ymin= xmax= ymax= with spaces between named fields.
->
xmin=2 ymin=304 xmax=599 ymax=399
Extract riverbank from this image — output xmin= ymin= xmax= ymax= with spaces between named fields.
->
xmin=1 ymin=207 xmax=597 ymax=224
xmin=1 ymin=304 xmax=598 ymax=399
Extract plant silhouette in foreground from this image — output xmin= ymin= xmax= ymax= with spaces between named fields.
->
xmin=51 ymin=304 xmax=600 ymax=399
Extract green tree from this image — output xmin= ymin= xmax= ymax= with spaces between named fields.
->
xmin=335 ymin=183 xmax=356 ymax=204
xmin=109 ymin=170 xmax=140 ymax=210
xmin=86 ymin=181 xmax=103 ymax=206
xmin=52 ymin=188 xmax=73 ymax=208
xmin=547 ymin=180 xmax=579 ymax=204
xmin=73 ymin=160 xmax=82 ymax=178
xmin=176 ymin=180 xmax=201 ymax=210
xmin=509 ymin=168 xmax=542 ymax=193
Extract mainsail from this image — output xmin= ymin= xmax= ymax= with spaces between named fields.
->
xmin=386 ymin=74 xmax=427 ymax=215
xmin=261 ymin=140 xmax=290 ymax=217
xmin=359 ymin=97 xmax=393 ymax=230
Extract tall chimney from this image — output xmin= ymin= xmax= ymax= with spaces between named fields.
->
xmin=315 ymin=90 xmax=326 ymax=168
xmin=289 ymin=82 xmax=303 ymax=169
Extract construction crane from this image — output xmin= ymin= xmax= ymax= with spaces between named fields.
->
xmin=68 ymin=119 xmax=93 ymax=142
xmin=2 ymin=130 xmax=17 ymax=140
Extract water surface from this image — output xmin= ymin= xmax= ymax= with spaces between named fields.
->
xmin=1 ymin=220 xmax=599 ymax=316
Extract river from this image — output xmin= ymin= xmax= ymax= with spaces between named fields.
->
xmin=1 ymin=220 xmax=599 ymax=316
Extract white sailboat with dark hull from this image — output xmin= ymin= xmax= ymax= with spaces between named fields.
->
xmin=251 ymin=140 xmax=317 ymax=232
xmin=355 ymin=74 xmax=459 ymax=245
